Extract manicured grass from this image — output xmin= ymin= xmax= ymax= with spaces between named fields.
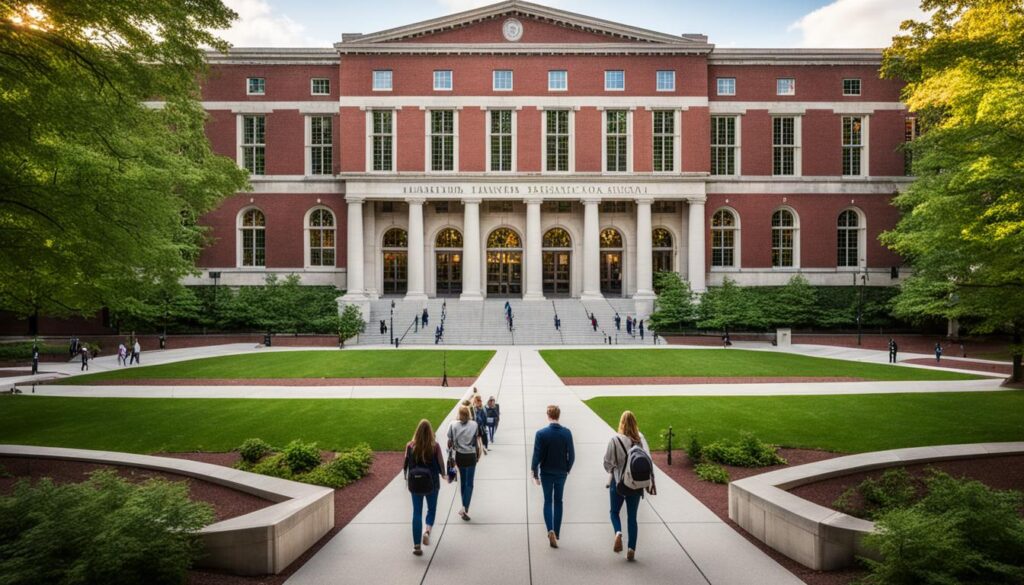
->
xmin=59 ymin=349 xmax=495 ymax=383
xmin=586 ymin=392 xmax=1024 ymax=453
xmin=0 ymin=397 xmax=454 ymax=452
xmin=540 ymin=348 xmax=982 ymax=381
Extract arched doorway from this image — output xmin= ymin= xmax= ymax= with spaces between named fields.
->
xmin=542 ymin=227 xmax=572 ymax=296
xmin=382 ymin=228 xmax=408 ymax=295
xmin=435 ymin=227 xmax=463 ymax=296
xmin=600 ymin=228 xmax=623 ymax=295
xmin=652 ymin=228 xmax=673 ymax=274
xmin=486 ymin=228 xmax=522 ymax=297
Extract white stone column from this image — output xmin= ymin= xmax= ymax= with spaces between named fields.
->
xmin=342 ymin=196 xmax=365 ymax=299
xmin=460 ymin=198 xmax=483 ymax=301
xmin=406 ymin=197 xmax=427 ymax=300
xmin=687 ymin=198 xmax=707 ymax=293
xmin=362 ymin=200 xmax=378 ymax=299
xmin=523 ymin=198 xmax=544 ymax=301
xmin=634 ymin=197 xmax=655 ymax=317
xmin=581 ymin=198 xmax=602 ymax=300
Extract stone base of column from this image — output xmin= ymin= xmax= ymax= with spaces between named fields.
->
xmin=632 ymin=294 xmax=655 ymax=320
xmin=336 ymin=295 xmax=370 ymax=323
xmin=522 ymin=292 xmax=546 ymax=302
xmin=459 ymin=292 xmax=484 ymax=301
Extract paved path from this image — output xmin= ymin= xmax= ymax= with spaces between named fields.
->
xmin=284 ymin=348 xmax=803 ymax=585
xmin=568 ymin=377 xmax=1007 ymax=399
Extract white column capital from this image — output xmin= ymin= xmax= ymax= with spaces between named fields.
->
xmin=581 ymin=197 xmax=602 ymax=206
xmin=346 ymin=195 xmax=366 ymax=204
xmin=524 ymin=198 xmax=544 ymax=206
xmin=405 ymin=197 xmax=426 ymax=206
xmin=635 ymin=197 xmax=654 ymax=206
xmin=462 ymin=197 xmax=482 ymax=205
xmin=686 ymin=196 xmax=707 ymax=205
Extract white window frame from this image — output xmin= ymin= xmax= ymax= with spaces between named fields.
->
xmin=841 ymin=115 xmax=870 ymax=177
xmin=776 ymin=77 xmax=796 ymax=96
xmin=651 ymin=109 xmax=680 ymax=173
xmin=246 ymin=77 xmax=265 ymax=96
xmin=492 ymin=70 xmax=513 ymax=91
xmin=710 ymin=115 xmax=741 ymax=177
xmin=237 ymin=114 xmax=266 ymax=175
xmin=236 ymin=207 xmax=266 ymax=268
xmin=485 ymin=108 xmax=517 ymax=173
xmin=310 ymin=78 xmax=330 ymax=95
xmin=836 ymin=207 xmax=867 ymax=270
xmin=541 ymin=108 xmax=574 ymax=174
xmin=304 ymin=206 xmax=337 ymax=269
xmin=843 ymin=78 xmax=862 ymax=96
xmin=604 ymin=70 xmax=625 ymax=91
xmin=716 ymin=77 xmax=736 ymax=96
xmin=433 ymin=70 xmax=453 ymax=92
xmin=305 ymin=115 xmax=334 ymax=176
xmin=424 ymin=109 xmax=458 ymax=173
xmin=656 ymin=70 xmax=676 ymax=92
xmin=771 ymin=206 xmax=800 ymax=269
xmin=710 ymin=207 xmax=741 ymax=270
xmin=602 ymin=109 xmax=632 ymax=173
xmin=365 ymin=109 xmax=396 ymax=173
xmin=372 ymin=70 xmax=392 ymax=92
xmin=548 ymin=70 xmax=568 ymax=92
xmin=771 ymin=115 xmax=801 ymax=177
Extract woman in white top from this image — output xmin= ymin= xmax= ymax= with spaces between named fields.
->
xmin=603 ymin=410 xmax=656 ymax=561
xmin=448 ymin=405 xmax=484 ymax=521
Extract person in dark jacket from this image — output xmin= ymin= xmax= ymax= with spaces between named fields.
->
xmin=472 ymin=394 xmax=489 ymax=451
xmin=422 ymin=308 xmax=429 ymax=327
xmin=31 ymin=345 xmax=39 ymax=375
xmin=531 ymin=405 xmax=575 ymax=548
xmin=639 ymin=320 xmax=645 ymax=340
xmin=404 ymin=419 xmax=447 ymax=556
xmin=484 ymin=396 xmax=500 ymax=444
xmin=80 ymin=346 xmax=89 ymax=371
xmin=935 ymin=342 xmax=943 ymax=363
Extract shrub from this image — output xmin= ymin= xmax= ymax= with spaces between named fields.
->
xmin=685 ymin=431 xmax=703 ymax=464
xmin=238 ymin=438 xmax=273 ymax=464
xmin=834 ymin=468 xmax=919 ymax=520
xmin=281 ymin=440 xmax=321 ymax=474
xmin=0 ymin=470 xmax=213 ymax=585
xmin=0 ymin=342 xmax=66 ymax=360
xmin=298 ymin=444 xmax=374 ymax=489
xmin=702 ymin=432 xmax=786 ymax=467
xmin=695 ymin=462 xmax=730 ymax=484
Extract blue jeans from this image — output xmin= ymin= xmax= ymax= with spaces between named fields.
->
xmin=458 ymin=464 xmax=476 ymax=511
xmin=487 ymin=423 xmax=497 ymax=443
xmin=540 ymin=473 xmax=567 ymax=537
xmin=411 ymin=488 xmax=439 ymax=545
xmin=609 ymin=483 xmax=641 ymax=550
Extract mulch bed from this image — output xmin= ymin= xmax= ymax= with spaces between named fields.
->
xmin=562 ymin=376 xmax=862 ymax=385
xmin=64 ymin=377 xmax=477 ymax=387
xmin=901 ymin=358 xmax=1011 ymax=375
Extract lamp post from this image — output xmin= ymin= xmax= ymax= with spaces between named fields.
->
xmin=441 ymin=350 xmax=449 ymax=387
xmin=855 ymin=265 xmax=868 ymax=346
xmin=389 ymin=299 xmax=395 ymax=345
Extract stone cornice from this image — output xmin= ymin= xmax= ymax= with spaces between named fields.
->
xmin=709 ymin=48 xmax=883 ymax=66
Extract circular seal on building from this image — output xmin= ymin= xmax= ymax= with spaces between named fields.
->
xmin=502 ymin=18 xmax=523 ymax=42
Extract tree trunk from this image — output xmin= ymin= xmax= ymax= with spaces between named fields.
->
xmin=1012 ymin=329 xmax=1022 ymax=384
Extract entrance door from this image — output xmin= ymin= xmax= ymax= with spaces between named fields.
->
xmin=542 ymin=251 xmax=571 ymax=295
xmin=600 ymin=251 xmax=622 ymax=295
xmin=435 ymin=252 xmax=462 ymax=296
xmin=486 ymin=251 xmax=522 ymax=296
xmin=382 ymin=251 xmax=408 ymax=295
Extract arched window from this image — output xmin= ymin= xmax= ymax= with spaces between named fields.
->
xmin=307 ymin=208 xmax=335 ymax=267
xmin=435 ymin=227 xmax=463 ymax=249
xmin=771 ymin=209 xmax=797 ymax=268
xmin=837 ymin=209 xmax=863 ymax=267
xmin=599 ymin=228 xmax=623 ymax=248
xmin=599 ymin=228 xmax=624 ymax=295
xmin=382 ymin=228 xmax=408 ymax=295
xmin=239 ymin=208 xmax=265 ymax=267
xmin=487 ymin=227 xmax=521 ymax=249
xmin=542 ymin=228 xmax=572 ymax=295
xmin=383 ymin=227 xmax=408 ymax=248
xmin=652 ymin=228 xmax=672 ymax=248
xmin=711 ymin=209 xmax=737 ymax=268
xmin=652 ymin=228 xmax=673 ymax=273
xmin=543 ymin=227 xmax=572 ymax=248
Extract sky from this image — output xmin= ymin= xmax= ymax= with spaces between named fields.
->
xmin=214 ymin=0 xmax=927 ymax=49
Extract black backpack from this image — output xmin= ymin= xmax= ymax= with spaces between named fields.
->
xmin=406 ymin=446 xmax=435 ymax=495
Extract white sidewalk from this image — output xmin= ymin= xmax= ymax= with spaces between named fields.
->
xmin=284 ymin=348 xmax=803 ymax=585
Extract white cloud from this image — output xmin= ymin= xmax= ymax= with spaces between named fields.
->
xmin=789 ymin=0 xmax=926 ymax=48
xmin=217 ymin=0 xmax=327 ymax=47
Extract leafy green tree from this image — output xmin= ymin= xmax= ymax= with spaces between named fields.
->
xmin=765 ymin=275 xmax=819 ymax=329
xmin=337 ymin=304 xmax=365 ymax=347
xmin=698 ymin=277 xmax=767 ymax=333
xmin=0 ymin=1 xmax=249 ymax=320
xmin=648 ymin=272 xmax=697 ymax=332
xmin=881 ymin=0 xmax=1024 ymax=381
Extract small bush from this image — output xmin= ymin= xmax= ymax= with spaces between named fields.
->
xmin=248 ymin=453 xmax=293 ymax=480
xmin=695 ymin=462 xmax=730 ymax=484
xmin=686 ymin=431 xmax=703 ymax=464
xmin=834 ymin=468 xmax=919 ymax=520
xmin=281 ymin=440 xmax=321 ymax=474
xmin=0 ymin=342 xmax=66 ymax=360
xmin=703 ymin=432 xmax=786 ymax=467
xmin=238 ymin=438 xmax=273 ymax=464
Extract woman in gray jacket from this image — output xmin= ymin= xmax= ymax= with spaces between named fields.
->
xmin=603 ymin=410 xmax=656 ymax=561
xmin=448 ymin=405 xmax=484 ymax=521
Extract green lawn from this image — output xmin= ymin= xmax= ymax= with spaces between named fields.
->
xmin=540 ymin=348 xmax=982 ymax=381
xmin=586 ymin=391 xmax=1024 ymax=453
xmin=0 ymin=397 xmax=454 ymax=452
xmin=59 ymin=349 xmax=494 ymax=384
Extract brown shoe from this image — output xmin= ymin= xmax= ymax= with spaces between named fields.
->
xmin=613 ymin=532 xmax=623 ymax=553
xmin=422 ymin=530 xmax=430 ymax=546
xmin=548 ymin=530 xmax=559 ymax=548
xmin=413 ymin=546 xmax=423 ymax=556
xmin=626 ymin=548 xmax=635 ymax=562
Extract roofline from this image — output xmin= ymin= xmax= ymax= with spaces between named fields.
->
xmin=709 ymin=48 xmax=884 ymax=66
xmin=205 ymin=48 xmax=339 ymax=65
xmin=334 ymin=42 xmax=712 ymax=56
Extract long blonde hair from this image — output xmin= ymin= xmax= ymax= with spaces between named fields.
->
xmin=617 ymin=411 xmax=641 ymax=444
xmin=458 ymin=405 xmax=471 ymax=423
xmin=411 ymin=419 xmax=435 ymax=462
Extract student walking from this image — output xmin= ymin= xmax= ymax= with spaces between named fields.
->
xmin=935 ymin=342 xmax=943 ymax=363
xmin=484 ymin=396 xmax=500 ymax=444
xmin=626 ymin=316 xmax=633 ymax=335
xmin=117 ymin=342 xmax=127 ymax=366
xmin=80 ymin=347 xmax=89 ymax=371
xmin=404 ymin=419 xmax=447 ymax=556
xmin=472 ymin=394 xmax=489 ymax=452
xmin=554 ymin=315 xmax=561 ymax=331
xmin=531 ymin=405 xmax=575 ymax=548
xmin=888 ymin=338 xmax=898 ymax=363
xmin=614 ymin=313 xmax=621 ymax=330
xmin=639 ymin=320 xmax=645 ymax=340
xmin=422 ymin=308 xmax=429 ymax=327
xmin=448 ymin=405 xmax=484 ymax=521
xmin=131 ymin=340 xmax=141 ymax=365
xmin=31 ymin=346 xmax=39 ymax=375
xmin=591 ymin=314 xmax=598 ymax=332
xmin=604 ymin=411 xmax=656 ymax=562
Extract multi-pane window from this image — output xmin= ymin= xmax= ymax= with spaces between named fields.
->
xmin=247 ymin=77 xmax=265 ymax=95
xmin=548 ymin=70 xmax=567 ymax=91
xmin=837 ymin=210 xmax=860 ymax=268
xmin=542 ymin=201 xmax=572 ymax=213
xmin=372 ymin=70 xmax=392 ymax=91
xmin=771 ymin=209 xmax=796 ymax=267
xmin=240 ymin=208 xmax=265 ymax=267
xmin=776 ymin=78 xmax=796 ymax=96
xmin=493 ymin=70 xmax=513 ymax=91
xmin=430 ymin=110 xmax=455 ymax=172
xmin=433 ymin=70 xmax=452 ymax=91
xmin=656 ymin=70 xmax=675 ymax=91
xmin=371 ymin=110 xmax=393 ymax=171
xmin=489 ymin=110 xmax=513 ymax=172
xmin=488 ymin=201 xmax=514 ymax=213
xmin=652 ymin=110 xmax=675 ymax=172
xmin=605 ymin=70 xmax=625 ymax=91
xmin=605 ymin=110 xmax=628 ymax=172
xmin=434 ymin=201 xmax=450 ymax=214
xmin=241 ymin=115 xmax=265 ymax=175
xmin=711 ymin=209 xmax=736 ymax=267
xmin=843 ymin=78 xmax=861 ymax=96
xmin=904 ymin=117 xmax=919 ymax=175
xmin=710 ymin=116 xmax=737 ymax=175
xmin=772 ymin=117 xmax=796 ymax=176
xmin=309 ymin=116 xmax=333 ymax=175
xmin=308 ymin=208 xmax=335 ymax=267
xmin=716 ymin=77 xmax=736 ymax=96
xmin=600 ymin=201 xmax=628 ymax=213
xmin=545 ymin=110 xmax=570 ymax=172
xmin=311 ymin=78 xmax=330 ymax=95
xmin=652 ymin=201 xmax=677 ymax=213
xmin=842 ymin=116 xmax=864 ymax=176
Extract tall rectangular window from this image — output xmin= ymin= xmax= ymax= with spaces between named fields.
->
xmin=241 ymin=115 xmax=265 ymax=175
xmin=656 ymin=70 xmax=675 ymax=92
xmin=652 ymin=110 xmax=675 ymax=172
xmin=493 ymin=70 xmax=513 ymax=91
xmin=843 ymin=78 xmax=861 ymax=96
xmin=371 ymin=110 xmax=393 ymax=171
xmin=545 ymin=110 xmax=570 ymax=172
xmin=309 ymin=116 xmax=332 ymax=175
xmin=548 ymin=70 xmax=567 ymax=91
xmin=433 ymin=70 xmax=452 ymax=91
xmin=311 ymin=78 xmax=330 ymax=95
xmin=842 ymin=116 xmax=864 ymax=176
xmin=490 ymin=110 xmax=513 ymax=172
xmin=372 ymin=70 xmax=392 ymax=91
xmin=605 ymin=110 xmax=628 ymax=172
xmin=246 ymin=77 xmax=265 ymax=95
xmin=776 ymin=78 xmax=796 ymax=96
xmin=772 ymin=116 xmax=796 ymax=176
xmin=716 ymin=77 xmax=736 ymax=96
xmin=710 ymin=116 xmax=737 ymax=176
xmin=430 ymin=110 xmax=455 ymax=171
xmin=605 ymin=70 xmax=625 ymax=91
xmin=904 ymin=117 xmax=919 ymax=176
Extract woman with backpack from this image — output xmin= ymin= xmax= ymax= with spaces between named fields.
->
xmin=404 ymin=419 xmax=447 ymax=556
xmin=603 ymin=410 xmax=656 ymax=562
xmin=471 ymin=394 xmax=489 ymax=452
xmin=484 ymin=396 xmax=500 ymax=444
xmin=448 ymin=405 xmax=484 ymax=521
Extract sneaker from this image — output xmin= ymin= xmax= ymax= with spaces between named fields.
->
xmin=626 ymin=549 xmax=635 ymax=562
xmin=460 ymin=511 xmax=471 ymax=522
xmin=413 ymin=545 xmax=423 ymax=556
xmin=613 ymin=532 xmax=623 ymax=553
xmin=422 ymin=530 xmax=430 ymax=546
xmin=548 ymin=530 xmax=558 ymax=549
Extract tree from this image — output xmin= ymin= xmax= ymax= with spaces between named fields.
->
xmin=881 ymin=0 xmax=1024 ymax=382
xmin=337 ymin=304 xmax=365 ymax=347
xmin=0 ymin=1 xmax=249 ymax=320
xmin=699 ymin=278 xmax=752 ymax=333
xmin=648 ymin=272 xmax=697 ymax=332
xmin=765 ymin=275 xmax=819 ymax=329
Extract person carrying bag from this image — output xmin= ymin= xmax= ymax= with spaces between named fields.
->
xmin=603 ymin=411 xmax=656 ymax=562
xmin=404 ymin=419 xmax=447 ymax=556
xmin=448 ymin=405 xmax=484 ymax=521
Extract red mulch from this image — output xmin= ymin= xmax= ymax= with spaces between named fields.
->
xmin=901 ymin=358 xmax=1011 ymax=375
xmin=67 ymin=377 xmax=476 ymax=387
xmin=562 ymin=376 xmax=862 ymax=385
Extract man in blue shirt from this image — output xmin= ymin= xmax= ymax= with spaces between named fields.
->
xmin=531 ymin=404 xmax=575 ymax=549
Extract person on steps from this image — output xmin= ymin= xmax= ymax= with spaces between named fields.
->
xmin=448 ymin=405 xmax=484 ymax=521
xmin=531 ymin=405 xmax=575 ymax=549
xmin=404 ymin=419 xmax=447 ymax=556
xmin=604 ymin=410 xmax=656 ymax=562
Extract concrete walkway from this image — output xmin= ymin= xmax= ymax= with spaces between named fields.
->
xmin=284 ymin=348 xmax=803 ymax=585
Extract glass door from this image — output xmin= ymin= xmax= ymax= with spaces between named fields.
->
xmin=542 ymin=251 xmax=571 ymax=295
xmin=600 ymin=251 xmax=622 ymax=295
xmin=435 ymin=252 xmax=462 ymax=296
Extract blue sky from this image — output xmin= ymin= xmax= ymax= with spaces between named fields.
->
xmin=219 ymin=0 xmax=926 ymax=48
